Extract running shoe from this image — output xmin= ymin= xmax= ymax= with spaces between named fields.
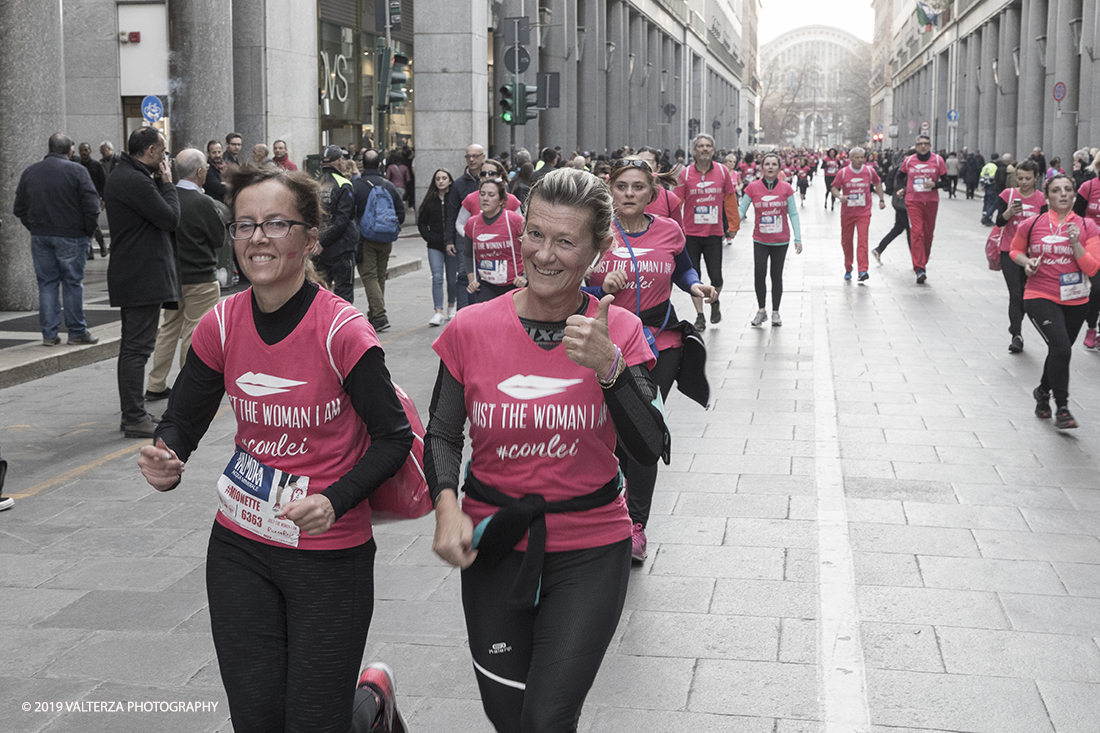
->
xmin=631 ymin=523 xmax=648 ymax=563
xmin=1085 ymin=328 xmax=1097 ymax=349
xmin=771 ymin=311 xmax=782 ymax=327
xmin=694 ymin=312 xmax=707 ymax=331
xmin=844 ymin=271 xmax=852 ymax=281
xmin=750 ymin=310 xmax=768 ymax=327
xmin=428 ymin=312 xmax=445 ymax=327
xmin=0 ymin=496 xmax=12 ymax=512
xmin=1009 ymin=335 xmax=1024 ymax=353
xmin=1033 ymin=387 xmax=1052 ymax=419
xmin=916 ymin=269 xmax=927 ymax=284
xmin=858 ymin=271 xmax=869 ymax=282
xmin=448 ymin=305 xmax=457 ymax=319
xmin=872 ymin=248 xmax=882 ymax=264
xmin=1054 ymin=407 xmax=1078 ymax=430
xmin=356 ymin=663 xmax=408 ymax=733
xmin=710 ymin=300 xmax=722 ymax=324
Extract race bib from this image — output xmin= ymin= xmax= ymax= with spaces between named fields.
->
xmin=847 ymin=192 xmax=866 ymax=208
xmin=759 ymin=215 xmax=783 ymax=234
xmin=694 ymin=205 xmax=719 ymax=225
xmin=477 ymin=258 xmax=509 ymax=285
xmin=217 ymin=448 xmax=308 ymax=546
xmin=1060 ymin=272 xmax=1091 ymax=301
xmin=914 ymin=176 xmax=931 ymax=191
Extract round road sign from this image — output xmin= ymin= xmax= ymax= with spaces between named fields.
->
xmin=504 ymin=46 xmax=530 ymax=74
xmin=141 ymin=95 xmax=163 ymax=124
xmin=947 ymin=109 xmax=959 ymax=122
xmin=1053 ymin=82 xmax=1067 ymax=102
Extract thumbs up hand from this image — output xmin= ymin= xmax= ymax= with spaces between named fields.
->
xmin=564 ymin=294 xmax=617 ymax=372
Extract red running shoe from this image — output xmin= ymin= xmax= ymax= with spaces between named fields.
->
xmin=357 ymin=662 xmax=408 ymax=733
xmin=1084 ymin=328 xmax=1096 ymax=349
xmin=631 ymin=523 xmax=648 ymax=563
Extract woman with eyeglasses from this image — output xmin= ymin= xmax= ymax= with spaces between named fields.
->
xmin=740 ymin=152 xmax=802 ymax=327
xmin=455 ymin=158 xmax=522 ymax=239
xmin=1012 ymin=174 xmax=1100 ymax=430
xmin=586 ymin=156 xmax=715 ymax=562
xmin=427 ymin=167 xmax=667 ymax=732
xmin=137 ymin=167 xmax=413 ymax=732
xmin=465 ymin=177 xmax=526 ymax=302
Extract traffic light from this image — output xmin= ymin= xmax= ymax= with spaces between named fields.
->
xmin=520 ymin=82 xmax=538 ymax=124
xmin=499 ymin=76 xmax=517 ymax=124
xmin=389 ymin=53 xmax=408 ymax=108
xmin=376 ymin=49 xmax=408 ymax=112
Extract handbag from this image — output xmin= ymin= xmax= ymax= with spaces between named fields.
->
xmin=985 ymin=227 xmax=1003 ymax=271
xmin=368 ymin=384 xmax=433 ymax=521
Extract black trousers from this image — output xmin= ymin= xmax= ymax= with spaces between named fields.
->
xmin=118 ymin=304 xmax=161 ymax=424
xmin=624 ymin=346 xmax=680 ymax=527
xmin=1085 ymin=281 xmax=1100 ymax=329
xmin=753 ymin=241 xmax=789 ymax=310
xmin=1025 ymin=298 xmax=1088 ymax=408
xmin=321 ymin=253 xmax=356 ymax=304
xmin=1000 ymin=252 xmax=1027 ymax=337
xmin=206 ymin=521 xmax=377 ymax=733
xmin=462 ymin=538 xmax=631 ymax=733
xmin=686 ymin=235 xmax=724 ymax=290
xmin=876 ymin=208 xmax=910 ymax=252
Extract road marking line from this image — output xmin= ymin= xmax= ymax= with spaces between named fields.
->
xmin=9 ymin=405 xmax=234 ymax=500
xmin=9 ymin=443 xmax=146 ymax=499
xmin=813 ymin=288 xmax=871 ymax=732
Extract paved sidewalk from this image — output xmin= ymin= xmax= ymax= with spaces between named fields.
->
xmin=1 ymin=187 xmax=1098 ymax=732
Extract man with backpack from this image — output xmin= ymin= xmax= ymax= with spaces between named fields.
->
xmin=316 ymin=145 xmax=359 ymax=303
xmin=354 ymin=148 xmax=405 ymax=331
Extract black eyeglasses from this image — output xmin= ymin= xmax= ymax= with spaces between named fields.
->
xmin=612 ymin=159 xmax=651 ymax=172
xmin=229 ymin=219 xmax=310 ymax=240
xmin=480 ymin=169 xmax=503 ymax=177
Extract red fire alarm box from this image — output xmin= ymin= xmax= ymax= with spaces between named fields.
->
xmin=128 ymin=31 xmax=141 ymax=43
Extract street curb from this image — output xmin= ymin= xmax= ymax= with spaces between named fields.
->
xmin=0 ymin=256 xmax=422 ymax=392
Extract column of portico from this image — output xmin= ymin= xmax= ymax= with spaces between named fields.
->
xmin=540 ymin=0 xmax=577 ymax=150
xmin=978 ymin=19 xmax=998 ymax=154
xmin=607 ymin=0 xmax=628 ymax=151
xmin=169 ymin=0 xmax=234 ymax=151
xmin=1042 ymin=0 xmax=1057 ymax=153
xmin=0 ymin=0 xmax=65 ymax=309
xmin=1081 ymin=0 xmax=1100 ymax=145
xmin=1051 ymin=0 xmax=1082 ymax=159
xmin=628 ymin=12 xmax=646 ymax=145
xmin=577 ymin=0 xmax=607 ymax=154
xmin=995 ymin=6 xmax=1020 ymax=156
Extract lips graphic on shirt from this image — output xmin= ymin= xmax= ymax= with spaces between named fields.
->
xmin=236 ymin=372 xmax=308 ymax=397
xmin=609 ymin=246 xmax=654 ymax=258
xmin=850 ymin=177 xmax=865 ymax=183
xmin=477 ymin=233 xmax=502 ymax=241
xmin=761 ymin=195 xmax=779 ymax=202
xmin=497 ymin=374 xmax=585 ymax=400
xmin=1041 ymin=235 xmax=1069 ymax=244
xmin=696 ymin=181 xmax=718 ymax=189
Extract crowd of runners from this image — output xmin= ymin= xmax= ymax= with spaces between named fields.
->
xmin=132 ymin=125 xmax=1100 ymax=732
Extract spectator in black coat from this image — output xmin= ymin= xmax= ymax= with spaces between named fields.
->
xmin=204 ymin=140 xmax=228 ymax=203
xmin=13 ymin=133 xmax=101 ymax=346
xmin=444 ymin=144 xmax=485 ymax=311
xmin=104 ymin=126 xmax=181 ymax=438
xmin=316 ymin=145 xmax=358 ymax=303
xmin=418 ymin=168 xmax=455 ymax=326
xmin=77 ymin=142 xmax=109 ymax=257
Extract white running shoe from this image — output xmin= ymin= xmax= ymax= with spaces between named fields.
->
xmin=771 ymin=311 xmax=782 ymax=327
xmin=447 ymin=305 xmax=457 ymax=319
xmin=751 ymin=310 xmax=768 ymax=327
xmin=429 ymin=312 xmax=445 ymax=327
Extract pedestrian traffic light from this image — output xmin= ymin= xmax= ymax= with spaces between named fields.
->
xmin=520 ymin=82 xmax=538 ymax=124
xmin=499 ymin=76 xmax=517 ymax=124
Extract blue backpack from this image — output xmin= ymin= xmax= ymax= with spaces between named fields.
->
xmin=358 ymin=179 xmax=401 ymax=242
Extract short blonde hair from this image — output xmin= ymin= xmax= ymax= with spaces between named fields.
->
xmin=524 ymin=168 xmax=614 ymax=255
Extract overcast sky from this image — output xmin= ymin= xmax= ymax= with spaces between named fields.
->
xmin=758 ymin=0 xmax=875 ymax=45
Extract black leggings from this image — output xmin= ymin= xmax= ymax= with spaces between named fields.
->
xmin=624 ymin=346 xmax=681 ymax=527
xmin=754 ymin=241 xmax=789 ymax=310
xmin=824 ymin=175 xmax=836 ymax=205
xmin=686 ymin=235 xmax=724 ymax=290
xmin=206 ymin=521 xmax=378 ymax=733
xmin=1086 ymin=281 xmax=1100 ymax=329
xmin=1000 ymin=252 xmax=1027 ymax=337
xmin=462 ymin=538 xmax=631 ymax=733
xmin=876 ymin=208 xmax=910 ymax=252
xmin=1025 ymin=299 xmax=1088 ymax=408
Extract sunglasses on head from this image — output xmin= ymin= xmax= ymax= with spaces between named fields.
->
xmin=612 ymin=159 xmax=651 ymax=172
xmin=480 ymin=169 xmax=503 ymax=177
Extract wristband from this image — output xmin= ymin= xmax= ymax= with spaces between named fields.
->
xmin=601 ymin=345 xmax=622 ymax=383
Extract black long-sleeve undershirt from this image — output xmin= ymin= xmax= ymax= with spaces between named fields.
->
xmin=424 ymin=357 xmax=669 ymax=504
xmin=996 ymin=196 xmax=1049 ymax=228
xmin=154 ymin=280 xmax=413 ymax=520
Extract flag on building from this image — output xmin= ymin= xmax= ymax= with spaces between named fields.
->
xmin=916 ymin=1 xmax=938 ymax=32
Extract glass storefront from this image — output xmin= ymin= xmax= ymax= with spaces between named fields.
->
xmin=319 ymin=18 xmax=414 ymax=154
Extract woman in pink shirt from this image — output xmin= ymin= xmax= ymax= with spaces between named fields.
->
xmin=1011 ymin=174 xmax=1100 ymax=429
xmin=428 ymin=168 xmax=668 ymax=732
xmin=137 ymin=167 xmax=414 ymax=731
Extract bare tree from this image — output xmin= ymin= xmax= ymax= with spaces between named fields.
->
xmin=833 ymin=45 xmax=873 ymax=145
xmin=759 ymin=56 xmax=817 ymax=145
